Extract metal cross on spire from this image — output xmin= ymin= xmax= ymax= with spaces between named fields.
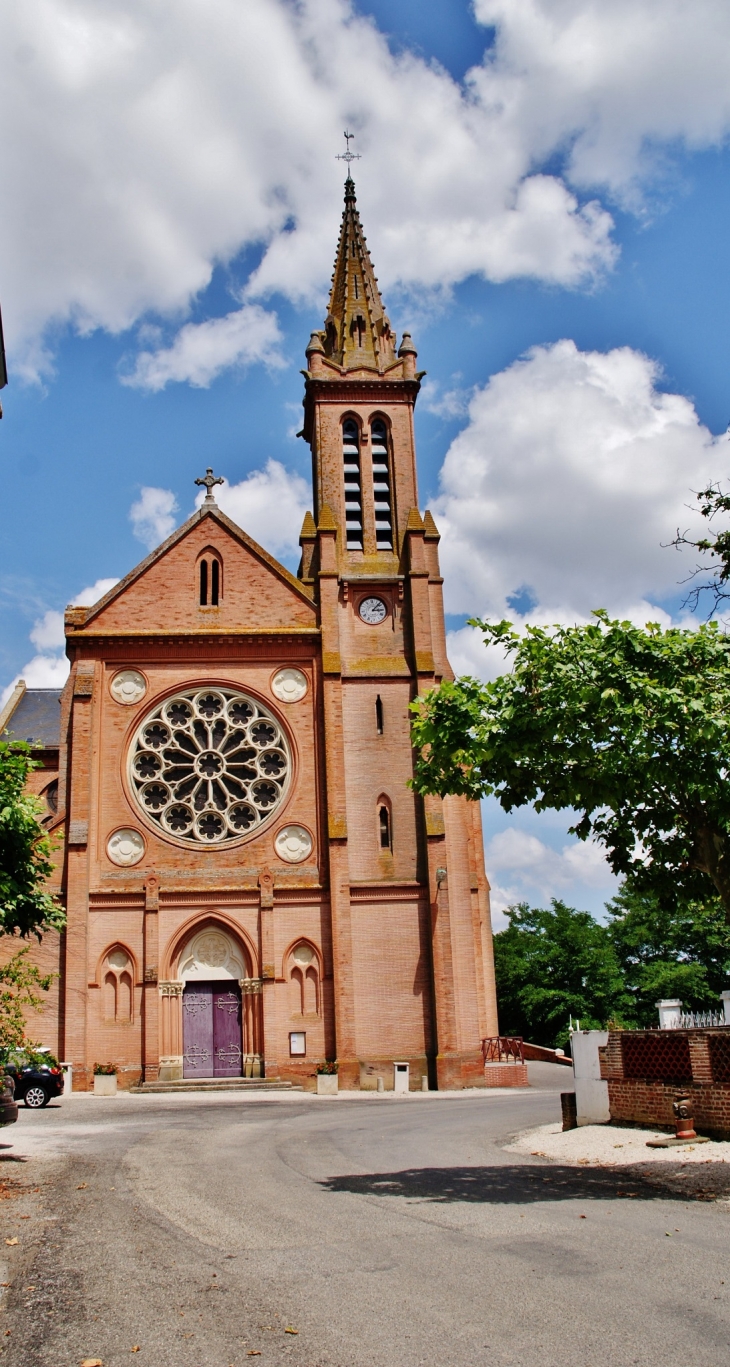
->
xmin=195 ymin=467 xmax=224 ymax=504
xmin=336 ymin=130 xmax=361 ymax=177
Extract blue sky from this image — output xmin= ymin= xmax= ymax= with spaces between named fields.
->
xmin=2 ymin=0 xmax=730 ymax=924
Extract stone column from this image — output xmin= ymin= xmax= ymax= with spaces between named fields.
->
xmin=158 ymin=982 xmax=184 ymax=1081
xmin=259 ymin=868 xmax=278 ymax=1078
xmin=142 ymin=876 xmax=159 ymax=1082
xmin=240 ymin=978 xmax=263 ymax=1076
xmin=64 ymin=662 xmax=96 ymax=1090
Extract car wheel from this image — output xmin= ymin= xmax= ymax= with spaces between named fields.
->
xmin=23 ymin=1086 xmax=49 ymax=1109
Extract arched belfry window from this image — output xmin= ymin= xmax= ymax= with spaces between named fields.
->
xmin=379 ymin=802 xmax=392 ymax=851
xmin=371 ymin=420 xmax=393 ymax=550
xmin=199 ymin=555 xmax=221 ymax=606
xmin=342 ymin=419 xmax=363 ymax=550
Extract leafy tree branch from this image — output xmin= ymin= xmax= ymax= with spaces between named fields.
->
xmin=411 ymin=613 xmax=730 ymax=920
xmin=0 ymin=741 xmax=65 ymax=939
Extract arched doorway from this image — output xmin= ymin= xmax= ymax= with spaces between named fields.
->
xmin=179 ymin=928 xmax=248 ymax=1079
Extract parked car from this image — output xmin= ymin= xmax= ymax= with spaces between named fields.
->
xmin=5 ymin=1057 xmax=64 ymax=1109
xmin=0 ymin=1075 xmax=18 ymax=1126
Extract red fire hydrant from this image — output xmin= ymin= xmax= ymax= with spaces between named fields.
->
xmin=672 ymin=1095 xmax=696 ymax=1140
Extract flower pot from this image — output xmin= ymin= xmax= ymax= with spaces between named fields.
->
xmin=316 ymin=1073 xmax=338 ymax=1096
xmin=93 ymin=1074 xmax=117 ymax=1096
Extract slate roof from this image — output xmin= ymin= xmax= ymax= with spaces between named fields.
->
xmin=3 ymin=689 xmax=62 ymax=748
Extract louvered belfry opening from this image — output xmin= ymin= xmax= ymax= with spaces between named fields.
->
xmin=371 ymin=419 xmax=393 ymax=550
xmin=343 ymin=418 xmax=363 ymax=549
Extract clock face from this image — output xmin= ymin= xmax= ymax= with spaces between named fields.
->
xmin=359 ymin=596 xmax=387 ymax=625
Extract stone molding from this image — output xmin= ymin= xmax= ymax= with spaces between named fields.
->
xmin=158 ymin=981 xmax=184 ymax=997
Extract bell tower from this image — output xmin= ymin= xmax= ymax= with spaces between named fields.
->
xmin=298 ymin=174 xmax=498 ymax=1091
xmin=301 ymin=174 xmax=421 ymax=569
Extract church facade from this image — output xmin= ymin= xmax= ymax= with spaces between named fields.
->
xmin=5 ymin=178 xmax=498 ymax=1090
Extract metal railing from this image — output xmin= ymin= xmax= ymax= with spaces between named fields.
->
xmin=482 ymin=1036 xmax=524 ymax=1064
xmin=676 ymin=1011 xmax=725 ymax=1029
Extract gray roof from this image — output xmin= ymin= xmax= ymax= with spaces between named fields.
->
xmin=4 ymin=690 xmax=62 ymax=748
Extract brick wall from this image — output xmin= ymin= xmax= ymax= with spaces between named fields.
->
xmin=600 ymin=1028 xmax=730 ymax=1139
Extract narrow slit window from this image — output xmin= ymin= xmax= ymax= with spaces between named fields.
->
xmin=379 ymin=805 xmax=391 ymax=850
xmin=211 ymin=559 xmax=220 ymax=606
xmin=199 ymin=559 xmax=208 ymax=606
xmin=342 ymin=419 xmax=363 ymax=550
xmin=375 ymin=695 xmax=384 ymax=734
xmin=371 ymin=419 xmax=393 ymax=550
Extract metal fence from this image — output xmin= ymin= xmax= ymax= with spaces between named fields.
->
xmin=676 ymin=1011 xmax=725 ymax=1029
xmin=482 ymin=1036 xmax=525 ymax=1064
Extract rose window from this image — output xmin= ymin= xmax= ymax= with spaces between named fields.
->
xmin=128 ymin=688 xmax=290 ymax=843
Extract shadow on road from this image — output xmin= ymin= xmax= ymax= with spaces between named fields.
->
xmin=321 ymin=1162 xmax=730 ymax=1204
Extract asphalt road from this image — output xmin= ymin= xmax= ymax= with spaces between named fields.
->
xmin=0 ymin=1065 xmax=728 ymax=1367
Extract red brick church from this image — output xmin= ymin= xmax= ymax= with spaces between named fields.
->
xmin=2 ymin=176 xmax=498 ymax=1090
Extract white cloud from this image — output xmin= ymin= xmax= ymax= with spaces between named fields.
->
xmin=1 ymin=653 xmax=72 ymax=708
xmin=473 ymin=0 xmax=730 ymax=202
xmin=122 ymin=305 xmax=284 ymax=392
xmin=1 ymin=576 xmax=120 ymax=706
xmin=486 ymin=826 xmax=618 ymax=928
xmin=29 ymin=610 xmax=65 ymax=653
xmin=435 ymin=340 xmax=721 ymax=621
xmin=11 ymin=0 xmax=730 ymax=376
xmin=130 ymin=488 xmax=179 ymax=551
xmin=421 ymin=379 xmax=474 ymax=420
xmin=198 ymin=460 xmax=310 ymax=566
xmin=71 ymin=576 xmax=120 ymax=607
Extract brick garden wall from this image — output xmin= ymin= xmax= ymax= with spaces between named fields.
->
xmin=600 ymin=1028 xmax=730 ymax=1140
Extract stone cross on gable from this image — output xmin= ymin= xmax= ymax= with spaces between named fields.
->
xmin=195 ymin=468 xmax=225 ymax=505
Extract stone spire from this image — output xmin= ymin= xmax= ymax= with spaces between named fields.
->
xmin=322 ymin=177 xmax=397 ymax=373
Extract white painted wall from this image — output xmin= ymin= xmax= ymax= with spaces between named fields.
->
xmin=571 ymin=1030 xmax=609 ymax=1125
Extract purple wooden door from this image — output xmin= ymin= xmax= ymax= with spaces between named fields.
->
xmin=183 ymin=983 xmax=214 ymax=1077
xmin=213 ymin=986 xmax=243 ymax=1077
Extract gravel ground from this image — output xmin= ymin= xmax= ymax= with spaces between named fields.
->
xmin=507 ymin=1120 xmax=730 ymax=1166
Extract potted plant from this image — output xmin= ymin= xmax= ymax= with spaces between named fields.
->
xmin=315 ymin=1061 xmax=338 ymax=1096
xmin=93 ymin=1063 xmax=117 ymax=1096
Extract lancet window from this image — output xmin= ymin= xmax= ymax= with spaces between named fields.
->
xmin=102 ymin=947 xmax=134 ymax=1024
xmin=199 ymin=556 xmax=221 ymax=606
xmin=342 ymin=419 xmax=363 ymax=550
xmin=287 ymin=943 xmax=320 ymax=1017
xmin=371 ymin=419 xmax=393 ymax=550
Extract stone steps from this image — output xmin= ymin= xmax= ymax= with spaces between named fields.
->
xmin=131 ymin=1077 xmax=304 ymax=1094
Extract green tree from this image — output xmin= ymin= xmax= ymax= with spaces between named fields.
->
xmin=606 ymin=880 xmax=730 ymax=1027
xmin=672 ymin=481 xmax=730 ymax=614
xmin=493 ymin=900 xmax=630 ymax=1048
xmin=411 ymin=614 xmax=730 ymax=919
xmin=0 ymin=741 xmax=64 ymax=939
xmin=0 ymin=946 xmax=55 ymax=1059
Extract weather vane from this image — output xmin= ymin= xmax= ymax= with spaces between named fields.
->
xmin=336 ymin=130 xmax=361 ymax=175
xmin=195 ymin=467 xmax=224 ymax=505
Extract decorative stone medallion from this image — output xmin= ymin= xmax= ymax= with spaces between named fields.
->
xmin=110 ymin=669 xmax=147 ymax=705
xmin=108 ymin=949 xmax=131 ymax=970
xmin=292 ymin=943 xmax=315 ymax=966
xmin=107 ymin=828 xmax=145 ymax=866
xmin=271 ymin=667 xmax=308 ymax=703
xmin=128 ymin=687 xmax=291 ymax=844
xmin=275 ymin=824 xmax=313 ymax=863
xmin=195 ymin=931 xmax=229 ymax=968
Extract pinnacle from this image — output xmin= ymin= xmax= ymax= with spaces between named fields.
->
xmin=321 ymin=179 xmax=396 ymax=372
